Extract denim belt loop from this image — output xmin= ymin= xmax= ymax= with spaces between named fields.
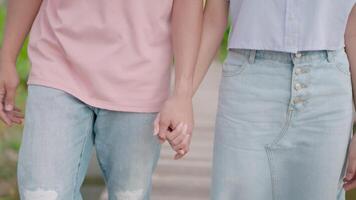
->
xmin=326 ymin=50 xmax=336 ymax=63
xmin=249 ymin=50 xmax=257 ymax=64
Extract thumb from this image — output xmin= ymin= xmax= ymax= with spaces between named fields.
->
xmin=153 ymin=113 xmax=160 ymax=136
xmin=345 ymin=159 xmax=356 ymax=181
xmin=4 ymin=84 xmax=16 ymax=111
xmin=158 ymin=119 xmax=170 ymax=143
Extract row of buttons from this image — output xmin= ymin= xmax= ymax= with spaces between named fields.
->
xmin=295 ymin=67 xmax=306 ymax=75
xmin=294 ymin=82 xmax=305 ymax=91
xmin=293 ymin=52 xmax=306 ymax=106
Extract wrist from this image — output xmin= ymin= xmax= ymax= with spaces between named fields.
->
xmin=173 ymin=82 xmax=193 ymax=99
xmin=0 ymin=49 xmax=18 ymax=65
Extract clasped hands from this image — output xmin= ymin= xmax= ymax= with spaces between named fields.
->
xmin=153 ymin=95 xmax=194 ymax=160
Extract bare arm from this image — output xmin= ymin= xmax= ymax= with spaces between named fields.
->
xmin=193 ymin=0 xmax=229 ymax=94
xmin=155 ymin=0 xmax=203 ymax=159
xmin=1 ymin=0 xmax=42 ymax=63
xmin=0 ymin=0 xmax=42 ymax=125
xmin=172 ymin=0 xmax=204 ymax=98
xmin=344 ymin=4 xmax=356 ymax=191
xmin=347 ymin=5 xmax=356 ymax=105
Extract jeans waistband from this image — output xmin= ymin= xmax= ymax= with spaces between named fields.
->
xmin=229 ymin=49 xmax=345 ymax=64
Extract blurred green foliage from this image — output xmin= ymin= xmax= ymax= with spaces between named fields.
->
xmin=0 ymin=5 xmax=25 ymax=200
xmin=0 ymin=4 xmax=355 ymax=200
xmin=218 ymin=27 xmax=230 ymax=62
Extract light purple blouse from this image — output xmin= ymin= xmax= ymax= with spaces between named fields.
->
xmin=229 ymin=0 xmax=356 ymax=53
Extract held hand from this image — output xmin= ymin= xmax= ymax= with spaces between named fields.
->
xmin=166 ymin=122 xmax=192 ymax=160
xmin=344 ymin=135 xmax=356 ymax=191
xmin=0 ymin=60 xmax=23 ymax=126
xmin=153 ymin=95 xmax=194 ymax=158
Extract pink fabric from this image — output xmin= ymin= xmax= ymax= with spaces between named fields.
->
xmin=28 ymin=0 xmax=174 ymax=112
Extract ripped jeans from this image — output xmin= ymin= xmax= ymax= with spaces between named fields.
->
xmin=17 ymin=85 xmax=161 ymax=200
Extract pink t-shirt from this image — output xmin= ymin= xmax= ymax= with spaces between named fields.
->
xmin=28 ymin=0 xmax=174 ymax=112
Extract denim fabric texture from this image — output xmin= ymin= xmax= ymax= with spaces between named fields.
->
xmin=17 ymin=85 xmax=161 ymax=200
xmin=212 ymin=49 xmax=353 ymax=200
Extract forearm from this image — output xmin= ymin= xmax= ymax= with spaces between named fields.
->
xmin=171 ymin=0 xmax=203 ymax=98
xmin=346 ymin=5 xmax=356 ymax=108
xmin=348 ymin=41 xmax=356 ymax=108
xmin=193 ymin=0 xmax=229 ymax=95
xmin=0 ymin=0 xmax=42 ymax=64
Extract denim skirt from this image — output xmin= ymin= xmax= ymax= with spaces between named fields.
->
xmin=212 ymin=49 xmax=353 ymax=200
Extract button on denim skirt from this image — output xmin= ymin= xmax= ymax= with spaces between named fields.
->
xmin=212 ymin=49 xmax=353 ymax=200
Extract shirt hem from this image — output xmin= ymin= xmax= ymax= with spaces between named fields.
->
xmin=227 ymin=44 xmax=346 ymax=53
xmin=27 ymin=79 xmax=164 ymax=113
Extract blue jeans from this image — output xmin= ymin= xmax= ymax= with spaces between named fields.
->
xmin=212 ymin=49 xmax=353 ymax=200
xmin=17 ymin=85 xmax=161 ymax=200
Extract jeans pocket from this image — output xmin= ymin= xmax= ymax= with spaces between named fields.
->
xmin=335 ymin=62 xmax=351 ymax=76
xmin=222 ymin=62 xmax=249 ymax=77
xmin=333 ymin=50 xmax=351 ymax=76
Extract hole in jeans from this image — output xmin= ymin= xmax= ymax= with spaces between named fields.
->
xmin=24 ymin=188 xmax=58 ymax=200
xmin=115 ymin=189 xmax=144 ymax=200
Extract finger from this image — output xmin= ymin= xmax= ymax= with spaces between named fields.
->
xmin=7 ymin=111 xmax=24 ymax=121
xmin=170 ymin=124 xmax=189 ymax=150
xmin=167 ymin=122 xmax=184 ymax=141
xmin=174 ymin=146 xmax=189 ymax=160
xmin=0 ymin=89 xmax=11 ymax=125
xmin=0 ymin=86 xmax=5 ymax=103
xmin=170 ymin=130 xmax=187 ymax=147
xmin=8 ymin=115 xmax=23 ymax=124
xmin=7 ymin=110 xmax=24 ymax=118
xmin=344 ymin=180 xmax=356 ymax=191
xmin=173 ymin=134 xmax=190 ymax=152
xmin=177 ymin=149 xmax=186 ymax=157
xmin=4 ymin=85 xmax=16 ymax=111
xmin=174 ymin=152 xmax=186 ymax=160
xmin=158 ymin=129 xmax=168 ymax=141
xmin=153 ymin=113 xmax=160 ymax=135
xmin=344 ymin=159 xmax=356 ymax=182
xmin=13 ymin=111 xmax=24 ymax=118
xmin=158 ymin=120 xmax=170 ymax=142
xmin=13 ymin=106 xmax=22 ymax=112
xmin=0 ymin=111 xmax=11 ymax=125
xmin=158 ymin=136 xmax=167 ymax=144
xmin=172 ymin=125 xmax=189 ymax=151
